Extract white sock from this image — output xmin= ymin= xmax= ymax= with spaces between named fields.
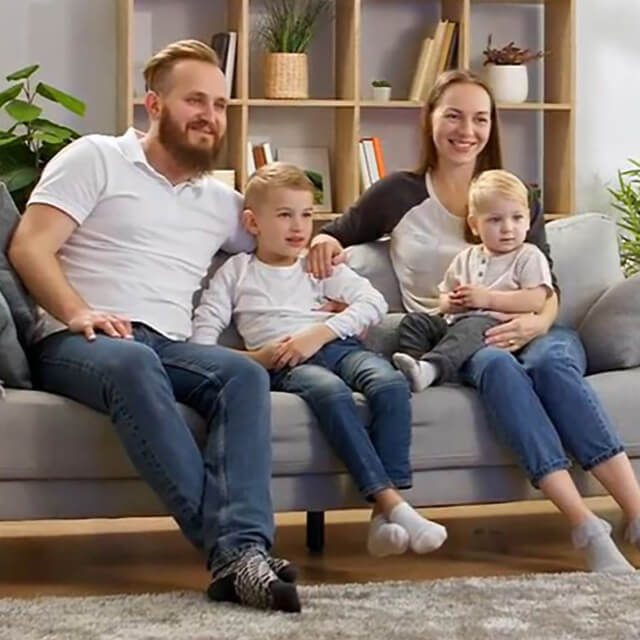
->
xmin=388 ymin=502 xmax=448 ymax=554
xmin=367 ymin=514 xmax=410 ymax=557
xmin=392 ymin=353 xmax=438 ymax=392
xmin=572 ymin=517 xmax=635 ymax=573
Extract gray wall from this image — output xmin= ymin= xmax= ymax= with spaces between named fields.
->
xmin=1 ymin=0 xmax=638 ymax=213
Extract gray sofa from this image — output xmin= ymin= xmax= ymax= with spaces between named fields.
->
xmin=1 ymin=208 xmax=640 ymax=551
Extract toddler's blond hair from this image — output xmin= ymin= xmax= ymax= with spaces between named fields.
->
xmin=469 ymin=169 xmax=530 ymax=218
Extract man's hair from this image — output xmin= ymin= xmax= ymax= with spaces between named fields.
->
xmin=244 ymin=162 xmax=315 ymax=211
xmin=469 ymin=169 xmax=530 ymax=217
xmin=143 ymin=39 xmax=219 ymax=94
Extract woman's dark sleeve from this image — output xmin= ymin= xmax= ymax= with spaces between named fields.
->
xmin=526 ymin=197 xmax=560 ymax=295
xmin=320 ymin=171 xmax=428 ymax=248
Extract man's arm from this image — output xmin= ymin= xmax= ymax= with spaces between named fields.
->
xmin=9 ymin=204 xmax=131 ymax=340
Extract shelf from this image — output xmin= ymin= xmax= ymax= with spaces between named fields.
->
xmin=248 ymin=99 xmax=355 ymax=108
xmin=133 ymin=97 xmax=244 ymax=106
xmin=497 ymin=102 xmax=572 ymax=111
xmin=544 ymin=213 xmax=571 ymax=221
xmin=473 ymin=0 xmax=551 ymax=4
xmin=360 ymin=100 xmax=422 ymax=109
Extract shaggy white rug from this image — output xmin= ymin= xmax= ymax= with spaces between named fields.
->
xmin=2 ymin=572 xmax=640 ymax=640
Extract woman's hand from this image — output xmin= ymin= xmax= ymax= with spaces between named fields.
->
xmin=484 ymin=312 xmax=550 ymax=352
xmin=307 ymin=234 xmax=346 ymax=279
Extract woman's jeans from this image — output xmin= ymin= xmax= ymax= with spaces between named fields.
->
xmin=459 ymin=326 xmax=624 ymax=486
xmin=270 ymin=338 xmax=412 ymax=498
xmin=29 ymin=324 xmax=275 ymax=573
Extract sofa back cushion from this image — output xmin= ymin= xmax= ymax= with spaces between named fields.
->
xmin=0 ymin=183 xmax=38 ymax=348
xmin=346 ymin=213 xmax=623 ymax=329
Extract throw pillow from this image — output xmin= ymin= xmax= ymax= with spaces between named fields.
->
xmin=578 ymin=273 xmax=640 ymax=374
xmin=0 ymin=182 xmax=38 ymax=349
xmin=0 ymin=289 xmax=31 ymax=387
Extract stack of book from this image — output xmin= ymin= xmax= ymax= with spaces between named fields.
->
xmin=358 ymin=137 xmax=386 ymax=192
xmin=409 ymin=21 xmax=458 ymax=101
xmin=210 ymin=31 xmax=237 ymax=98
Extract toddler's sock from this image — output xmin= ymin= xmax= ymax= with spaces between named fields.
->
xmin=392 ymin=353 xmax=438 ymax=392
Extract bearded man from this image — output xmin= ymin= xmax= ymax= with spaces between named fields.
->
xmin=8 ymin=40 xmax=300 ymax=613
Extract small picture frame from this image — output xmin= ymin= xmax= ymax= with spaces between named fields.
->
xmin=277 ymin=147 xmax=333 ymax=213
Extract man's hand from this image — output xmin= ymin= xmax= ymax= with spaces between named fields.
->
xmin=273 ymin=324 xmax=337 ymax=370
xmin=306 ymin=234 xmax=346 ymax=279
xmin=450 ymin=285 xmax=492 ymax=310
xmin=67 ymin=310 xmax=133 ymax=342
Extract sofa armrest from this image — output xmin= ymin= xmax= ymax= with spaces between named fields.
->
xmin=579 ymin=272 xmax=640 ymax=374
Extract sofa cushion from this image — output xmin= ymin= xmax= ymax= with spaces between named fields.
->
xmin=345 ymin=239 xmax=403 ymax=312
xmin=5 ymin=369 xmax=640 ymax=482
xmin=541 ymin=213 xmax=623 ymax=328
xmin=0 ymin=290 xmax=31 ymax=387
xmin=578 ymin=273 xmax=640 ymax=374
xmin=0 ymin=182 xmax=38 ymax=350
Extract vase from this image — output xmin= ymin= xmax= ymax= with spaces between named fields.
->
xmin=484 ymin=64 xmax=528 ymax=104
xmin=264 ymin=53 xmax=308 ymax=99
xmin=372 ymin=86 xmax=391 ymax=101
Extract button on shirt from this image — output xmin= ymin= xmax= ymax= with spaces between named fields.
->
xmin=28 ymin=128 xmax=254 ymax=341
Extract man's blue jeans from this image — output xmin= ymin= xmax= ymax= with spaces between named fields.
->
xmin=29 ymin=324 xmax=274 ymax=573
xmin=271 ymin=338 xmax=412 ymax=498
xmin=460 ymin=326 xmax=624 ymax=486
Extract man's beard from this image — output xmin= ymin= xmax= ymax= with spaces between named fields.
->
xmin=158 ymin=109 xmax=222 ymax=177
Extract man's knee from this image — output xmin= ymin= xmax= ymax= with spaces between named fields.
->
xmin=101 ymin=340 xmax=162 ymax=380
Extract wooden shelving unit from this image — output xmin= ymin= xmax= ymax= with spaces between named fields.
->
xmin=116 ymin=0 xmax=575 ymax=217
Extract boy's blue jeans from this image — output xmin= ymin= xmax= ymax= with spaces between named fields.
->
xmin=29 ymin=324 xmax=274 ymax=574
xmin=460 ymin=326 xmax=624 ymax=486
xmin=270 ymin=337 xmax=412 ymax=498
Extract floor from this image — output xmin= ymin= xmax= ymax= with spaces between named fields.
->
xmin=1 ymin=497 xmax=638 ymax=598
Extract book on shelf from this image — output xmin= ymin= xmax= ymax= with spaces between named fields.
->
xmin=210 ymin=31 xmax=237 ymax=98
xmin=247 ymin=139 xmax=275 ymax=174
xmin=358 ymin=138 xmax=386 ymax=192
xmin=408 ymin=20 xmax=458 ymax=101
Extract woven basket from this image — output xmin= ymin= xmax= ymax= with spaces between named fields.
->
xmin=264 ymin=53 xmax=308 ymax=99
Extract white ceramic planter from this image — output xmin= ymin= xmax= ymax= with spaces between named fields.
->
xmin=372 ymin=86 xmax=391 ymax=101
xmin=485 ymin=64 xmax=528 ymax=104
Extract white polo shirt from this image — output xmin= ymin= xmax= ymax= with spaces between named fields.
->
xmin=28 ymin=128 xmax=254 ymax=341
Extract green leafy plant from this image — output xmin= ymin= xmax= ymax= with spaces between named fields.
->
xmin=371 ymin=80 xmax=391 ymax=88
xmin=482 ymin=35 xmax=547 ymax=66
xmin=256 ymin=0 xmax=333 ymax=53
xmin=0 ymin=64 xmax=86 ymax=212
xmin=609 ymin=159 xmax=640 ymax=277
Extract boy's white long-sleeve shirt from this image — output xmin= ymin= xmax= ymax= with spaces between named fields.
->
xmin=192 ymin=253 xmax=388 ymax=349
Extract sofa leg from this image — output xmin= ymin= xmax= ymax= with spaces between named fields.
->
xmin=306 ymin=510 xmax=325 ymax=553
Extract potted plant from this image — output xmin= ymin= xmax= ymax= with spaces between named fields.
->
xmin=0 ymin=64 xmax=85 ymax=212
xmin=257 ymin=0 xmax=332 ymax=99
xmin=371 ymin=80 xmax=391 ymax=102
xmin=482 ymin=35 xmax=546 ymax=104
xmin=609 ymin=159 xmax=640 ymax=277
